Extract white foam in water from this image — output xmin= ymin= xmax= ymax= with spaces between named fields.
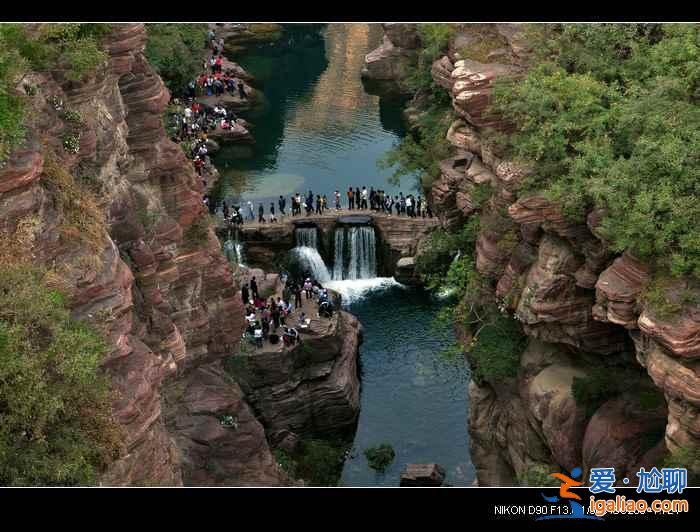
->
xmin=291 ymin=246 xmax=331 ymax=283
xmin=325 ymin=277 xmax=403 ymax=305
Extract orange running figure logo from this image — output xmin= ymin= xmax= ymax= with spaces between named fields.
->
xmin=549 ymin=472 xmax=583 ymax=501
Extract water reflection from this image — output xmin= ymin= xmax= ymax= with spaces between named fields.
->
xmin=213 ymin=23 xmax=417 ymax=207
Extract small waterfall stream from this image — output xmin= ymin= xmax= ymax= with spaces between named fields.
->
xmin=332 ymin=226 xmax=377 ymax=280
xmin=291 ymin=227 xmax=331 ymax=282
xmin=223 ymin=228 xmax=245 ymax=266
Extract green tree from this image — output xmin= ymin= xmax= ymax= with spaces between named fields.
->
xmin=491 ymin=24 xmax=700 ymax=278
xmin=145 ymin=24 xmax=208 ymax=95
xmin=0 ymin=264 xmax=122 ymax=485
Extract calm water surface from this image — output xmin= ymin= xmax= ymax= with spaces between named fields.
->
xmin=215 ymin=24 xmax=474 ymax=486
xmin=214 ymin=24 xmax=415 ymax=207
xmin=338 ymin=284 xmax=473 ymax=486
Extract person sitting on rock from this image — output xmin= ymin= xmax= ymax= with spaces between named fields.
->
xmin=283 ymin=326 xmax=300 ymax=347
xmin=254 ymin=322 xmax=263 ymax=348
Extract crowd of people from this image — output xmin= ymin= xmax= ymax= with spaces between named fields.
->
xmin=205 ymin=186 xmax=434 ymax=225
xmin=240 ymin=273 xmax=334 ymax=350
xmin=166 ymin=28 xmax=249 ymax=191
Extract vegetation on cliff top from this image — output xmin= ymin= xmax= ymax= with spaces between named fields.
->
xmin=491 ymin=24 xmax=700 ymax=279
xmin=378 ymin=24 xmax=456 ymax=189
xmin=145 ymin=24 xmax=208 ymax=96
xmin=0 ymin=24 xmax=109 ymax=163
xmin=0 ymin=263 xmax=121 ymax=485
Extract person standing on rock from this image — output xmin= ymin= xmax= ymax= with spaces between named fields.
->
xmin=279 ymin=195 xmax=286 ymax=217
xmin=335 ymin=190 xmax=341 ymax=210
xmin=294 ymin=284 xmax=303 ymax=309
xmin=247 ymin=200 xmax=255 ymax=221
xmin=258 ymin=203 xmax=265 ymax=223
xmin=305 ymin=191 xmax=313 ymax=215
xmin=361 ymin=187 xmax=369 ymax=210
xmin=347 ymin=187 xmax=354 ymax=210
xmin=303 ymin=278 xmax=313 ymax=299
xmin=241 ymin=283 xmax=250 ymax=306
xmin=250 ymin=276 xmax=259 ymax=301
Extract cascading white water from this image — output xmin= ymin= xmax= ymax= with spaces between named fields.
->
xmin=332 ymin=228 xmax=345 ymax=280
xmin=291 ymin=224 xmax=398 ymax=304
xmin=223 ymin=229 xmax=245 ymax=266
xmin=332 ymin=226 xmax=377 ymax=280
xmin=292 ymin=227 xmax=331 ymax=282
xmin=291 ymin=247 xmax=331 ymax=282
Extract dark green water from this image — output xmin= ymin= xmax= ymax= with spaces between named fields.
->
xmin=338 ymin=284 xmax=473 ymax=486
xmin=215 ymin=24 xmax=474 ymax=486
xmin=214 ymin=24 xmax=414 ymax=207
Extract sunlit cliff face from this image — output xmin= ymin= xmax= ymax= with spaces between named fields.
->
xmin=285 ymin=24 xmax=383 ymax=136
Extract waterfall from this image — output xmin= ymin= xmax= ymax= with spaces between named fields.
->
xmin=223 ymin=229 xmax=245 ymax=266
xmin=291 ymin=227 xmax=331 ymax=282
xmin=332 ymin=227 xmax=345 ymax=280
xmin=332 ymin=226 xmax=377 ymax=280
xmin=290 ymin=225 xmax=378 ymax=286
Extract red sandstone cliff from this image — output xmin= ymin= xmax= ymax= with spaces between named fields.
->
xmin=0 ymin=24 xmax=288 ymax=486
xmin=366 ymin=23 xmax=700 ymax=484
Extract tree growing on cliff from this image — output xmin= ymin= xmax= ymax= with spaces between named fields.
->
xmin=491 ymin=24 xmax=700 ymax=279
xmin=0 ymin=264 xmax=122 ymax=485
xmin=145 ymin=24 xmax=208 ymax=95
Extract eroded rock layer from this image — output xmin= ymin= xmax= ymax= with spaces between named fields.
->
xmin=364 ymin=22 xmax=700 ymax=483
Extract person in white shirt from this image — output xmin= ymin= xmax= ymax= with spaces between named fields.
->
xmin=254 ymin=323 xmax=263 ymax=348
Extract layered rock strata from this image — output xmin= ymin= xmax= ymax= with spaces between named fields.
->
xmin=367 ymin=23 xmax=700 ymax=483
xmin=1 ymin=23 xmax=353 ymax=486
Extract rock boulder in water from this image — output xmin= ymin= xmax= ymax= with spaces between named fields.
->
xmin=400 ymin=463 xmax=446 ymax=486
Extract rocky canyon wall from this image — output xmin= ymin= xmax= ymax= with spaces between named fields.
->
xmin=364 ymin=23 xmax=699 ymax=485
xmin=0 ymin=23 xmax=356 ymax=486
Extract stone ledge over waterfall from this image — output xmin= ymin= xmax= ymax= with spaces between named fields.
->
xmin=220 ymin=213 xmax=438 ymax=284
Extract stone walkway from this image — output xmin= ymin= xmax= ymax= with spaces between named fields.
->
xmin=219 ymin=207 xmax=439 ymax=232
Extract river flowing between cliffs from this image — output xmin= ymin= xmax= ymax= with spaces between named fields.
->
xmin=215 ymin=24 xmax=474 ymax=486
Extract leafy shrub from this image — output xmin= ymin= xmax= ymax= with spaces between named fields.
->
xmin=276 ymin=439 xmax=348 ymax=486
xmin=468 ymin=312 xmax=526 ymax=383
xmin=415 ymin=216 xmax=481 ymax=286
xmin=145 ymin=24 xmax=208 ymax=95
xmin=640 ymin=279 xmax=683 ymax=319
xmin=662 ymin=447 xmax=700 ymax=484
xmin=182 ymin=214 xmax=212 ymax=249
xmin=517 ymin=464 xmax=560 ymax=487
xmin=491 ymin=24 xmax=700 ymax=279
xmin=407 ymin=24 xmax=458 ymax=93
xmin=0 ymin=24 xmax=110 ymax=164
xmin=62 ymin=132 xmax=81 ymax=153
xmin=40 ymin=155 xmax=106 ymax=256
xmin=379 ymin=103 xmax=455 ymax=188
xmin=571 ymin=367 xmax=626 ymax=418
xmin=364 ymin=443 xmax=395 ymax=472
xmin=0 ymin=264 xmax=122 ymax=485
